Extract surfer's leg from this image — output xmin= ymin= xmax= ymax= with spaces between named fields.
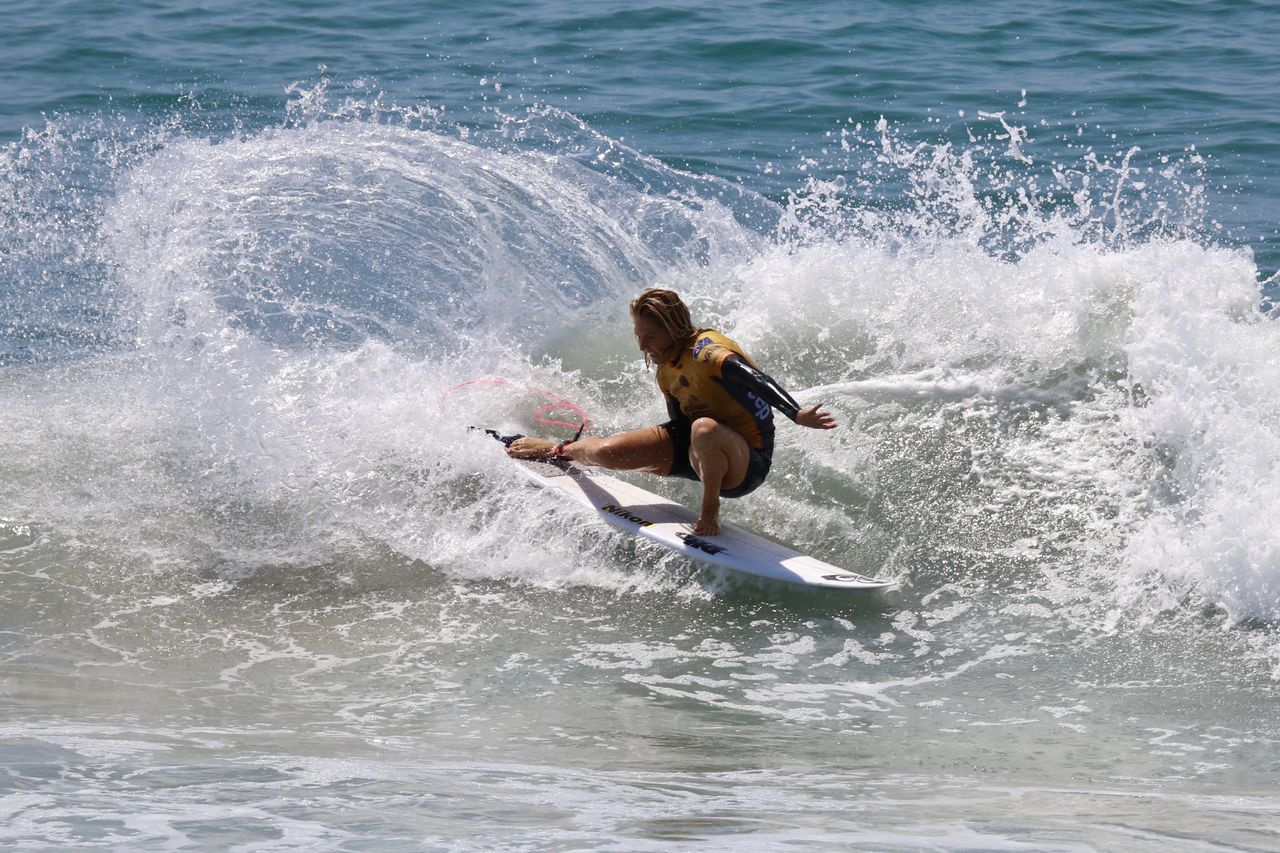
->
xmin=687 ymin=418 xmax=750 ymax=536
xmin=507 ymin=426 xmax=674 ymax=475
xmin=569 ymin=426 xmax=674 ymax=475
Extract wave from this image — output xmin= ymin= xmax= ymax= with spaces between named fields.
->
xmin=1 ymin=92 xmax=1277 ymax=640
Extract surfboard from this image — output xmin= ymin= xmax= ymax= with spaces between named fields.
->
xmin=511 ymin=456 xmax=894 ymax=590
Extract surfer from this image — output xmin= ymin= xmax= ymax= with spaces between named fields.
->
xmin=506 ymin=288 xmax=836 ymax=535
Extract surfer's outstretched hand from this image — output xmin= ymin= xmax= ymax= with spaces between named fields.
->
xmin=506 ymin=437 xmax=559 ymax=459
xmin=796 ymin=402 xmax=837 ymax=430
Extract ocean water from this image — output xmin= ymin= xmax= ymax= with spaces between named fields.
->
xmin=4 ymin=1 xmax=1280 ymax=849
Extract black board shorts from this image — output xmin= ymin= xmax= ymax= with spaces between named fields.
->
xmin=659 ymin=418 xmax=772 ymax=498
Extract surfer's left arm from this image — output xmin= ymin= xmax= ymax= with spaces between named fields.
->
xmin=720 ymin=355 xmax=837 ymax=429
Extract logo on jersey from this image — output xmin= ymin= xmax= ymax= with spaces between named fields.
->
xmin=746 ymin=391 xmax=771 ymax=421
xmin=692 ymin=336 xmax=715 ymax=358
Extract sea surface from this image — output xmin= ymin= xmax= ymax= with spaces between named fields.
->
xmin=4 ymin=2 xmax=1280 ymax=850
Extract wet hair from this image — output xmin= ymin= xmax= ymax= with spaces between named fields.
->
xmin=630 ymin=288 xmax=698 ymax=366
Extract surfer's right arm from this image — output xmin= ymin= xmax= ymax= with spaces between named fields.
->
xmin=719 ymin=356 xmax=837 ymax=430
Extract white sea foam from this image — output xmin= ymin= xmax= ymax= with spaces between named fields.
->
xmin=3 ymin=103 xmax=1277 ymax=638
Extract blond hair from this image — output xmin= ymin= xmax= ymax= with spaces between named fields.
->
xmin=630 ymin=288 xmax=699 ymax=366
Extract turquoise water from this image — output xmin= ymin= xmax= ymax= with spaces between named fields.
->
xmin=4 ymin=2 xmax=1280 ymax=850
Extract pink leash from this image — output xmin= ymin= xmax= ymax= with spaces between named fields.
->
xmin=438 ymin=376 xmax=593 ymax=432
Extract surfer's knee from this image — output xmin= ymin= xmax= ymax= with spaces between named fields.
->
xmin=689 ymin=418 xmax=729 ymax=473
xmin=689 ymin=417 xmax=723 ymax=448
xmin=689 ymin=418 xmax=751 ymax=490
xmin=690 ymin=418 xmax=744 ymax=462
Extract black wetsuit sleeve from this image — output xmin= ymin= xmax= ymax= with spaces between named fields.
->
xmin=721 ymin=355 xmax=802 ymax=422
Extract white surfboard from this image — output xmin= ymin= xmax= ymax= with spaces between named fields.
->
xmin=512 ymin=457 xmax=894 ymax=590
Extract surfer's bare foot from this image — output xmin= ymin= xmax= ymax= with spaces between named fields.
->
xmin=506 ymin=437 xmax=558 ymax=459
xmin=693 ymin=512 xmax=720 ymax=536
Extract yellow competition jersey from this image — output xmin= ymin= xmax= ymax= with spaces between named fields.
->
xmin=657 ymin=330 xmax=775 ymax=452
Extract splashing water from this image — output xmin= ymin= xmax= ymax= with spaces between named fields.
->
xmin=3 ymin=93 xmax=1277 ymax=626
xmin=3 ymin=74 xmax=1280 ymax=850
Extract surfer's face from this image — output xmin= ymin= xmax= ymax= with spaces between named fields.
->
xmin=633 ymin=315 xmax=677 ymax=364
